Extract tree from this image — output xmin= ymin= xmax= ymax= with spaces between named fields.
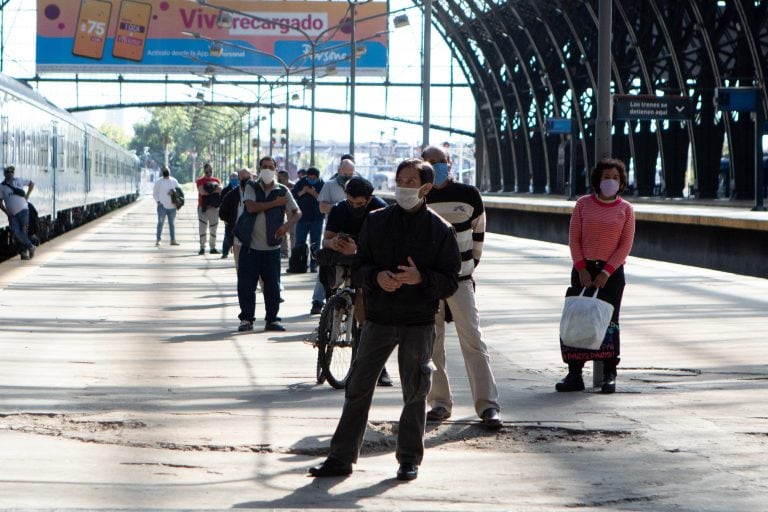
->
xmin=99 ymin=122 xmax=131 ymax=148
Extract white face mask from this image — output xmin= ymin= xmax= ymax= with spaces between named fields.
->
xmin=395 ymin=186 xmax=422 ymax=210
xmin=260 ymin=169 xmax=275 ymax=184
xmin=600 ymin=178 xmax=620 ymax=197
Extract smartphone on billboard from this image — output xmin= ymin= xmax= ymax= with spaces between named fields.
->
xmin=72 ymin=0 xmax=112 ymax=60
xmin=112 ymin=0 xmax=152 ymax=62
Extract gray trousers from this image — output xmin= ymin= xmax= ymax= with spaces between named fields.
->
xmin=197 ymin=206 xmax=219 ymax=249
xmin=329 ymin=321 xmax=435 ymax=466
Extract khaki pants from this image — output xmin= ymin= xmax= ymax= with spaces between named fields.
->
xmin=428 ymin=278 xmax=500 ymax=416
xmin=197 ymin=206 xmax=219 ymax=250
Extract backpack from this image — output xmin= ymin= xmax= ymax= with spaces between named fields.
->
xmin=287 ymin=243 xmax=308 ymax=274
xmin=170 ymin=187 xmax=185 ymax=209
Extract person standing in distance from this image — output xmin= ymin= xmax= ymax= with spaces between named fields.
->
xmin=557 ymin=158 xmax=635 ymax=394
xmin=218 ymin=172 xmax=239 ymax=258
xmin=196 ymin=163 xmax=222 ymax=255
xmin=236 ymin=156 xmax=301 ymax=332
xmin=421 ymin=145 xmax=502 ymax=429
xmin=152 ymin=166 xmax=180 ymax=247
xmin=309 ymin=158 xmax=460 ymax=481
xmin=0 ymin=165 xmax=36 ymax=260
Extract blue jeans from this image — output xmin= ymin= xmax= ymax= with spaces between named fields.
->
xmin=9 ymin=209 xmax=33 ymax=250
xmin=156 ymin=203 xmax=177 ymax=242
xmin=222 ymin=223 xmax=233 ymax=256
xmin=294 ymin=219 xmax=323 ymax=270
xmin=237 ymin=248 xmax=281 ymax=324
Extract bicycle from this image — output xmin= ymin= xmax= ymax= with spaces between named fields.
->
xmin=315 ymin=264 xmax=360 ymax=389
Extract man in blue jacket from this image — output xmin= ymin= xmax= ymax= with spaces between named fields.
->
xmin=309 ymin=158 xmax=460 ymax=482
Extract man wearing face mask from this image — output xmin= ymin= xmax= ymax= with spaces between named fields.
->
xmin=319 ymin=176 xmax=393 ymax=386
xmin=309 ymin=158 xmax=460 ymax=481
xmin=196 ymin=163 xmax=222 ymax=256
xmin=291 ymin=167 xmax=324 ymax=276
xmin=421 ymin=145 xmax=502 ymax=430
xmin=318 ymin=157 xmax=355 ymax=215
xmin=235 ymin=156 xmax=301 ymax=332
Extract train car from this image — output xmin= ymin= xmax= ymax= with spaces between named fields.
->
xmin=0 ymin=73 xmax=139 ymax=258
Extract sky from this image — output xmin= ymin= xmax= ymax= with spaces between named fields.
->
xmin=0 ymin=0 xmax=476 ymax=147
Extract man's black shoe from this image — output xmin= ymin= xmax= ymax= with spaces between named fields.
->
xmin=265 ymin=322 xmax=286 ymax=332
xmin=426 ymin=406 xmax=451 ymax=422
xmin=396 ymin=463 xmax=418 ymax=481
xmin=198 ymin=248 xmax=205 ymax=255
xmin=308 ymin=457 xmax=352 ymax=477
xmin=377 ymin=367 xmax=394 ymax=387
xmin=210 ymin=248 xmax=220 ymax=255
xmin=310 ymin=301 xmax=324 ymax=315
xmin=480 ymin=408 xmax=502 ymax=430
xmin=238 ymin=320 xmax=253 ymax=332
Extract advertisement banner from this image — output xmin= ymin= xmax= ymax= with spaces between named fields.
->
xmin=36 ymin=0 xmax=389 ymax=76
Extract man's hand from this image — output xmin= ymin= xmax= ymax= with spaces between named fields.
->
xmin=276 ymin=223 xmax=289 ymax=238
xmin=394 ymin=256 xmax=423 ymax=285
xmin=332 ymin=236 xmax=357 ymax=255
xmin=376 ymin=270 xmax=402 ymax=292
xmin=273 ymin=195 xmax=289 ymax=206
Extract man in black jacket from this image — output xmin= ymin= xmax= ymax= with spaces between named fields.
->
xmin=309 ymin=158 xmax=460 ymax=482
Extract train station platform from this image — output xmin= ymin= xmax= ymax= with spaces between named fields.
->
xmin=1 ymin=197 xmax=767 ymax=511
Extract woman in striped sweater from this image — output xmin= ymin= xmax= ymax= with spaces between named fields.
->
xmin=556 ymin=158 xmax=636 ymax=394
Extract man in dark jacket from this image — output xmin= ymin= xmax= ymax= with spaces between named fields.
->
xmin=309 ymin=158 xmax=460 ymax=482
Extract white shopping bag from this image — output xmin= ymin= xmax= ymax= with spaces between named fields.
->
xmin=559 ymin=287 xmax=614 ymax=350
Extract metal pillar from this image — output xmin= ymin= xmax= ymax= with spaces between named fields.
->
xmin=422 ymin=0 xmax=432 ymax=148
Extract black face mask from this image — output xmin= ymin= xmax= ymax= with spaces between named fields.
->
xmin=347 ymin=200 xmax=368 ymax=218
xmin=337 ymin=175 xmax=352 ymax=186
xmin=240 ymin=179 xmax=249 ymax=187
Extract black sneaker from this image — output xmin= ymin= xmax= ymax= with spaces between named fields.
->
xmin=210 ymin=248 xmax=220 ymax=255
xmin=310 ymin=301 xmax=324 ymax=315
xmin=238 ymin=320 xmax=253 ymax=332
xmin=265 ymin=322 xmax=286 ymax=332
xmin=198 ymin=248 xmax=205 ymax=255
xmin=377 ymin=367 xmax=394 ymax=387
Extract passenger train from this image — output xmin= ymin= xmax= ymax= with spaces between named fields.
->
xmin=0 ymin=73 xmax=139 ymax=259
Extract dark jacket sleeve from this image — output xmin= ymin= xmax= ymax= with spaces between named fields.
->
xmin=352 ymin=216 xmax=379 ymax=291
xmin=417 ymin=221 xmax=460 ymax=300
xmin=218 ymin=188 xmax=239 ymax=224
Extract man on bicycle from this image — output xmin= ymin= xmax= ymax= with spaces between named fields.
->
xmin=319 ymin=176 xmax=393 ymax=386
xmin=309 ymin=158 xmax=460 ymax=482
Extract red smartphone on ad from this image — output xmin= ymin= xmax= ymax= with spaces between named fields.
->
xmin=72 ymin=0 xmax=112 ymax=60
xmin=112 ymin=0 xmax=152 ymax=62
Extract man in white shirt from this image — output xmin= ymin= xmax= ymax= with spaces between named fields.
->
xmin=0 ymin=166 xmax=36 ymax=260
xmin=152 ymin=166 xmax=180 ymax=246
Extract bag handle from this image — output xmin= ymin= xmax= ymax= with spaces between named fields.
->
xmin=579 ymin=287 xmax=600 ymax=298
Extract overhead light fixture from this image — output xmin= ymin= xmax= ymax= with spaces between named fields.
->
xmin=291 ymin=93 xmax=301 ymax=101
xmin=201 ymin=79 xmax=211 ymax=88
xmin=393 ymin=14 xmax=410 ymax=29
xmin=204 ymin=65 xmax=216 ymax=75
xmin=355 ymin=44 xmax=367 ymax=57
xmin=325 ymin=63 xmax=337 ymax=76
xmin=209 ymin=42 xmax=223 ymax=58
xmin=216 ymin=11 xmax=232 ymax=29
xmin=196 ymin=92 xmax=205 ymax=100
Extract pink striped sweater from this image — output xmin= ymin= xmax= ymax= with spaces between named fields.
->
xmin=569 ymin=194 xmax=636 ymax=275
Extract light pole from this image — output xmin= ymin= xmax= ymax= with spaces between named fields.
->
xmin=422 ymin=0 xmax=432 ymax=148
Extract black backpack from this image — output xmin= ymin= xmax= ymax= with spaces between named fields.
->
xmin=170 ymin=187 xmax=185 ymax=209
xmin=287 ymin=243 xmax=308 ymax=273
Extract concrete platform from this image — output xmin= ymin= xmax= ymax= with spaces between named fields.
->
xmin=1 ymin=197 xmax=767 ymax=511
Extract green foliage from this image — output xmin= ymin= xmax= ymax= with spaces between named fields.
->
xmin=98 ymin=122 xmax=131 ymax=148
xmin=130 ymin=106 xmax=248 ymax=183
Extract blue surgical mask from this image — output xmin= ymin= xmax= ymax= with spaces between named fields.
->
xmin=307 ymin=178 xmax=318 ymax=185
xmin=229 ymin=178 xmax=239 ymax=188
xmin=433 ymin=162 xmax=450 ymax=186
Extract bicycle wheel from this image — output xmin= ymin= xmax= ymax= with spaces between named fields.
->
xmin=316 ymin=345 xmax=326 ymax=384
xmin=319 ymin=291 xmax=358 ymax=389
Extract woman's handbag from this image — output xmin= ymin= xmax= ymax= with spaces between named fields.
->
xmin=559 ymin=287 xmax=614 ymax=350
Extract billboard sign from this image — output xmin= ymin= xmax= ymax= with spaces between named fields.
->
xmin=37 ymin=0 xmax=389 ymax=76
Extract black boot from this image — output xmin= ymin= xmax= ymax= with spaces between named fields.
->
xmin=555 ymin=362 xmax=585 ymax=392
xmin=601 ymin=359 xmax=617 ymax=394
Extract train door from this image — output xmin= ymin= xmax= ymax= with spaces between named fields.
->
xmin=51 ymin=120 xmax=58 ymax=218
xmin=0 ymin=116 xmax=8 ymax=169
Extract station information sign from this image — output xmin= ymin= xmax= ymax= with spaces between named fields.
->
xmin=613 ymin=94 xmax=692 ymax=121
